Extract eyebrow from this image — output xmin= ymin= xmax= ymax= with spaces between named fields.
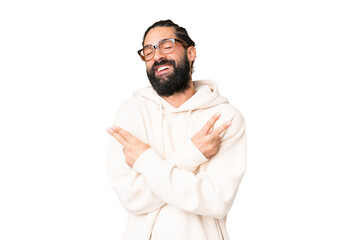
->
xmin=143 ymin=38 xmax=171 ymax=48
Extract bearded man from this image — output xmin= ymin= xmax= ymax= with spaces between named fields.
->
xmin=106 ymin=20 xmax=246 ymax=240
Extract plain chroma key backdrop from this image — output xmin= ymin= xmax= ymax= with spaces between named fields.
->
xmin=0 ymin=0 xmax=359 ymax=239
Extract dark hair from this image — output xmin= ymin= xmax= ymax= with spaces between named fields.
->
xmin=142 ymin=20 xmax=196 ymax=72
xmin=142 ymin=20 xmax=195 ymax=47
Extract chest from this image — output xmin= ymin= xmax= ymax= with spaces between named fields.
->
xmin=134 ymin=105 xmax=219 ymax=159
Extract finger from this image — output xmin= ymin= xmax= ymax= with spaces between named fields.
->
xmin=112 ymin=125 xmax=133 ymax=139
xmin=211 ymin=120 xmax=232 ymax=136
xmin=111 ymin=125 xmax=127 ymax=136
xmin=107 ymin=128 xmax=127 ymax=146
xmin=111 ymin=125 xmax=121 ymax=132
xmin=111 ymin=126 xmax=142 ymax=147
xmin=201 ymin=112 xmax=221 ymax=134
xmin=208 ymin=126 xmax=215 ymax=134
xmin=111 ymin=125 xmax=136 ymax=142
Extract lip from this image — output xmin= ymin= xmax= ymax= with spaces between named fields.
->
xmin=154 ymin=64 xmax=172 ymax=75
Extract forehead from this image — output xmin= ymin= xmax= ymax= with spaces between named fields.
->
xmin=144 ymin=27 xmax=177 ymax=46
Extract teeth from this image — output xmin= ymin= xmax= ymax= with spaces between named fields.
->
xmin=157 ymin=66 xmax=169 ymax=72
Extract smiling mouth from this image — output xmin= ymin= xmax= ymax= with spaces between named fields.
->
xmin=155 ymin=64 xmax=172 ymax=75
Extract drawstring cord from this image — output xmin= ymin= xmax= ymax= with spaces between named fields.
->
xmin=182 ymin=109 xmax=193 ymax=143
xmin=159 ymin=102 xmax=166 ymax=159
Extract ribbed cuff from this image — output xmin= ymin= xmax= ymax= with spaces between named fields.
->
xmin=132 ymin=148 xmax=164 ymax=186
xmin=173 ymin=139 xmax=208 ymax=172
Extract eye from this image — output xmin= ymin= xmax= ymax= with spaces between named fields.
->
xmin=143 ymin=47 xmax=154 ymax=57
xmin=160 ymin=41 xmax=174 ymax=52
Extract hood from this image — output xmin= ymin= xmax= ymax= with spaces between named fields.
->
xmin=132 ymin=80 xmax=229 ymax=113
xmin=132 ymin=80 xmax=229 ymax=158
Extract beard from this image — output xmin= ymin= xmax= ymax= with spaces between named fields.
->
xmin=146 ymin=53 xmax=191 ymax=97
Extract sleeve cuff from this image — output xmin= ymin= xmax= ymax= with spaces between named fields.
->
xmin=133 ymin=139 xmax=208 ymax=181
xmin=171 ymin=139 xmax=208 ymax=172
xmin=132 ymin=148 xmax=165 ymax=186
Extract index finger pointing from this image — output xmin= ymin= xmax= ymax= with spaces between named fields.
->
xmin=107 ymin=128 xmax=127 ymax=146
xmin=201 ymin=112 xmax=221 ymax=134
xmin=112 ymin=126 xmax=134 ymax=139
xmin=211 ymin=120 xmax=232 ymax=136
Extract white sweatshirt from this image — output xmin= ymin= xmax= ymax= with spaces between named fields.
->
xmin=107 ymin=80 xmax=246 ymax=240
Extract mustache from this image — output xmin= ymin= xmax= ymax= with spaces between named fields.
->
xmin=151 ymin=59 xmax=176 ymax=73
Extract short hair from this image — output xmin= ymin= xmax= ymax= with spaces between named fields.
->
xmin=142 ymin=20 xmax=196 ymax=72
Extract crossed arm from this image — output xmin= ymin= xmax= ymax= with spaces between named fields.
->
xmin=106 ymin=110 xmax=245 ymax=218
xmin=107 ymin=112 xmax=231 ymax=168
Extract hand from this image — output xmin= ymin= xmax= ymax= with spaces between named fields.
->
xmin=191 ymin=113 xmax=231 ymax=159
xmin=107 ymin=126 xmax=150 ymax=167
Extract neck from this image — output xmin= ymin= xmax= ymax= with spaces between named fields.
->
xmin=162 ymin=80 xmax=196 ymax=108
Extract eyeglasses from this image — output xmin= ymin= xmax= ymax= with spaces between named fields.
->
xmin=138 ymin=38 xmax=188 ymax=61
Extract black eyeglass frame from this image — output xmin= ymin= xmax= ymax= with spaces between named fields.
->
xmin=137 ymin=38 xmax=188 ymax=61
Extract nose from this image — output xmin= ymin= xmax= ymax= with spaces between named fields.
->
xmin=152 ymin=48 xmax=165 ymax=62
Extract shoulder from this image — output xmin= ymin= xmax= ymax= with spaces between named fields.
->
xmin=216 ymin=103 xmax=246 ymax=139
xmin=116 ymin=97 xmax=138 ymax=112
xmin=114 ymin=95 xmax=148 ymax=117
xmin=219 ymin=104 xmax=245 ymax=122
xmin=112 ymin=96 xmax=148 ymax=128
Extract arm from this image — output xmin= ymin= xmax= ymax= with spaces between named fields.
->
xmin=133 ymin=109 xmax=246 ymax=219
xmin=170 ymin=112 xmax=231 ymax=172
xmin=106 ymin=136 xmax=167 ymax=215
xmin=166 ymin=137 xmax=212 ymax=173
xmin=106 ymin=103 xmax=166 ymax=215
xmin=106 ymin=105 xmax=224 ymax=214
xmin=106 ymin=136 xmax=207 ymax=214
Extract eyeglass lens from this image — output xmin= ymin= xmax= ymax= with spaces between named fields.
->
xmin=142 ymin=40 xmax=175 ymax=61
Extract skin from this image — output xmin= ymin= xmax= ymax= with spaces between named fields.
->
xmin=107 ymin=27 xmax=231 ymax=167
xmin=145 ymin=27 xmax=197 ymax=108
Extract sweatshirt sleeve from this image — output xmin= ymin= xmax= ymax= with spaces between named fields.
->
xmin=106 ymin=127 xmax=207 ymax=214
xmin=132 ymin=109 xmax=246 ymax=219
xmin=167 ymin=138 xmax=209 ymax=172
xmin=106 ymin=102 xmax=166 ymax=215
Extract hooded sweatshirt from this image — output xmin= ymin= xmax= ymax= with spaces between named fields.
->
xmin=107 ymin=80 xmax=246 ymax=240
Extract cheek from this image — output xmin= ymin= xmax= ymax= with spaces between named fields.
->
xmin=145 ymin=62 xmax=153 ymax=71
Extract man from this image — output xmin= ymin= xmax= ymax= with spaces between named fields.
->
xmin=106 ymin=20 xmax=246 ymax=240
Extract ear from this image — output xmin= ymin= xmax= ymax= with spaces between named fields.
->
xmin=187 ymin=46 xmax=196 ymax=62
